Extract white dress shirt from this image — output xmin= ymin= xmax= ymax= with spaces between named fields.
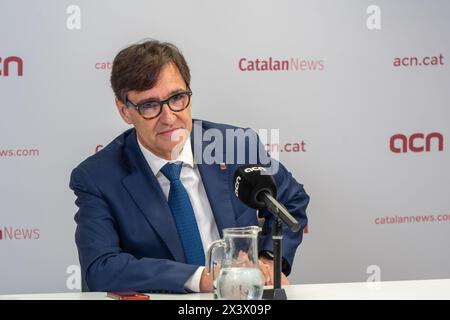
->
xmin=137 ymin=136 xmax=220 ymax=292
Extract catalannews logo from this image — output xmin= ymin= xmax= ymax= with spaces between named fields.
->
xmin=390 ymin=132 xmax=444 ymax=153
xmin=0 ymin=226 xmax=40 ymax=240
xmin=239 ymin=57 xmax=324 ymax=71
xmin=0 ymin=56 xmax=23 ymax=77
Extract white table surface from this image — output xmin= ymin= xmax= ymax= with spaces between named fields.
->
xmin=1 ymin=279 xmax=449 ymax=300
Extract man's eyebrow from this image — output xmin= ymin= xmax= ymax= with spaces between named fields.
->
xmin=136 ymin=88 xmax=187 ymax=105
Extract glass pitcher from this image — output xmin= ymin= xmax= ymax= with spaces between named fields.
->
xmin=206 ymin=226 xmax=264 ymax=300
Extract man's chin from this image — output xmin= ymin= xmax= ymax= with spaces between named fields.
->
xmin=156 ymin=140 xmax=186 ymax=158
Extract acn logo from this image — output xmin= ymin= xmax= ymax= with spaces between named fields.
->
xmin=0 ymin=56 xmax=23 ymax=77
xmin=390 ymin=132 xmax=444 ymax=153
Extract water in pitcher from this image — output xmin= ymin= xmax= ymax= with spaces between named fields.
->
xmin=216 ymin=267 xmax=264 ymax=300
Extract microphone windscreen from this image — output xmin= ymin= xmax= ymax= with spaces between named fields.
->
xmin=233 ymin=165 xmax=277 ymax=210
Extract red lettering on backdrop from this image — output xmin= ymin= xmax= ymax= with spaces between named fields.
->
xmin=390 ymin=132 xmax=444 ymax=153
xmin=238 ymin=58 xmax=247 ymax=71
xmin=1 ymin=227 xmax=40 ymax=240
xmin=426 ymin=132 xmax=444 ymax=151
xmin=390 ymin=134 xmax=407 ymax=153
xmin=0 ymin=56 xmax=23 ymax=76
xmin=95 ymin=145 xmax=104 ymax=153
xmin=409 ymin=133 xmax=425 ymax=152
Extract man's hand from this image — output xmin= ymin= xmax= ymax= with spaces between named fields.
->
xmin=259 ymin=256 xmax=289 ymax=286
xmin=199 ymin=267 xmax=216 ymax=293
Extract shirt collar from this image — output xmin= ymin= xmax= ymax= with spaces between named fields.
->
xmin=137 ymin=136 xmax=194 ymax=176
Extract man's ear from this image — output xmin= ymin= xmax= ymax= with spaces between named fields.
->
xmin=115 ymin=97 xmax=133 ymax=124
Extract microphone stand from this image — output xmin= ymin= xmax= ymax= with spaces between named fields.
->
xmin=260 ymin=193 xmax=300 ymax=300
xmin=262 ymin=216 xmax=287 ymax=300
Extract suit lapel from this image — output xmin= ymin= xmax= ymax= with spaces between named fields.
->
xmin=122 ymin=130 xmax=185 ymax=262
xmin=192 ymin=121 xmax=236 ymax=237
xmin=196 ymin=163 xmax=236 ymax=237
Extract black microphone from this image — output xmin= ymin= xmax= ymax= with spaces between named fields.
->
xmin=233 ymin=165 xmax=301 ymax=232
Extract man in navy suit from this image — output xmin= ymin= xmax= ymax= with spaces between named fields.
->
xmin=70 ymin=40 xmax=309 ymax=293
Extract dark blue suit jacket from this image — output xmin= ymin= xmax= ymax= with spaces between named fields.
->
xmin=70 ymin=119 xmax=309 ymax=293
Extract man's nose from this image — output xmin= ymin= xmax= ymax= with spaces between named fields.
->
xmin=159 ymin=103 xmax=176 ymax=122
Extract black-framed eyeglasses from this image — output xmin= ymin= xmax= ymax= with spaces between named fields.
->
xmin=123 ymin=90 xmax=192 ymax=120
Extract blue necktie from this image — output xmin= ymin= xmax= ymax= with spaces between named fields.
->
xmin=160 ymin=162 xmax=205 ymax=266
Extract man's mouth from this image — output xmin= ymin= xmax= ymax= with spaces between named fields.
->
xmin=158 ymin=127 xmax=181 ymax=137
